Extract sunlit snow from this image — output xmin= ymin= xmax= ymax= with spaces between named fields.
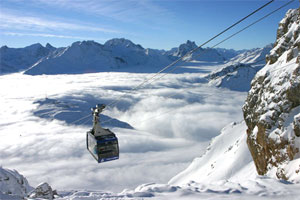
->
xmin=0 ymin=62 xmax=246 ymax=193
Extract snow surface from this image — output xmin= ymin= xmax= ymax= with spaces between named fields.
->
xmin=229 ymin=44 xmax=273 ymax=65
xmin=207 ymin=63 xmax=260 ymax=91
xmin=0 ymin=43 xmax=54 ymax=74
xmin=0 ymin=167 xmax=33 ymax=199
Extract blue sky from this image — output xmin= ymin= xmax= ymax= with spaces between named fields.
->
xmin=0 ymin=0 xmax=298 ymax=50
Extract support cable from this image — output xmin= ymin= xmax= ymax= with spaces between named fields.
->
xmin=103 ymin=0 xmax=295 ymax=126
xmin=70 ymin=0 xmax=297 ymax=126
xmin=145 ymin=0 xmax=294 ymax=85
xmin=105 ymin=0 xmax=275 ymax=109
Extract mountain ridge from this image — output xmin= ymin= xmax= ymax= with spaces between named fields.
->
xmin=0 ymin=39 xmax=272 ymax=75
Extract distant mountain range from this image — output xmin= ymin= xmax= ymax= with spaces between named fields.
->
xmin=0 ymin=38 xmax=272 ymax=75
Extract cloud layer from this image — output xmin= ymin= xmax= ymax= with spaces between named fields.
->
xmin=0 ymin=67 xmax=246 ymax=192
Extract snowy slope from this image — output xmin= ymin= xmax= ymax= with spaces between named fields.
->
xmin=216 ymin=48 xmax=245 ymax=60
xmin=169 ymin=121 xmax=254 ymax=185
xmin=207 ymin=63 xmax=258 ymax=91
xmin=24 ymin=41 xmax=115 ymax=75
xmin=0 ymin=43 xmax=55 ymax=74
xmin=24 ymin=39 xmax=173 ymax=75
xmin=24 ymin=39 xmax=230 ymax=75
xmin=229 ymin=44 xmax=273 ymax=65
xmin=170 ymin=40 xmax=226 ymax=62
xmin=1 ymin=39 xmax=268 ymax=76
xmin=0 ymin=167 xmax=33 ymax=199
xmin=205 ymin=44 xmax=273 ymax=92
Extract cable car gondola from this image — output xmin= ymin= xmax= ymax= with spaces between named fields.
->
xmin=86 ymin=104 xmax=119 ymax=163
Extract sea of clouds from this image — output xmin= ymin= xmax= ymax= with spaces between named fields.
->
xmin=0 ymin=64 xmax=247 ymax=192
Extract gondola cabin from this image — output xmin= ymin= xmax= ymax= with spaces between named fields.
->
xmin=86 ymin=104 xmax=119 ymax=163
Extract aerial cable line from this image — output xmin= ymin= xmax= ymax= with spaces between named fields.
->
xmin=105 ymin=0 xmax=274 ymax=109
xmin=75 ymin=0 xmax=292 ymax=127
xmin=145 ymin=0 xmax=295 ymax=85
xmin=69 ymin=0 xmax=278 ymax=125
xmin=102 ymin=0 xmax=295 ymax=126
xmin=69 ymin=113 xmax=91 ymax=125
xmin=129 ymin=61 xmax=298 ymax=126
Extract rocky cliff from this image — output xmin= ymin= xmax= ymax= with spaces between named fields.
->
xmin=242 ymin=8 xmax=300 ymax=182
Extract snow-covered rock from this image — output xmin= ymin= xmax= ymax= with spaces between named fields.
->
xmin=24 ymin=40 xmax=114 ymax=75
xmin=0 ymin=167 xmax=33 ymax=199
xmin=205 ymin=44 xmax=273 ymax=92
xmin=0 ymin=43 xmax=54 ymax=74
xmin=216 ymin=48 xmax=245 ymax=60
xmin=170 ymin=40 xmax=226 ymax=62
xmin=242 ymin=8 xmax=300 ymax=182
xmin=1 ymin=38 xmax=269 ymax=76
xmin=24 ymin=39 xmax=173 ymax=75
xmin=28 ymin=182 xmax=56 ymax=200
xmin=207 ymin=63 xmax=258 ymax=91
xmin=172 ymin=40 xmax=198 ymax=58
xmin=230 ymin=44 xmax=273 ymax=65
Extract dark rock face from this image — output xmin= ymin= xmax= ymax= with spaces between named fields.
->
xmin=242 ymin=9 xmax=300 ymax=181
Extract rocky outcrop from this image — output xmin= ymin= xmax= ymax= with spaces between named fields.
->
xmin=28 ymin=182 xmax=56 ymax=200
xmin=170 ymin=40 xmax=226 ymax=62
xmin=0 ymin=167 xmax=33 ymax=198
xmin=266 ymin=9 xmax=300 ymax=65
xmin=242 ymin=8 xmax=300 ymax=182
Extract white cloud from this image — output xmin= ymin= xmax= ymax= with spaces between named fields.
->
xmin=0 ymin=11 xmax=121 ymax=33
xmin=2 ymin=32 xmax=106 ymax=41
xmin=8 ymin=0 xmax=173 ymax=23
xmin=0 ymin=69 xmax=246 ymax=192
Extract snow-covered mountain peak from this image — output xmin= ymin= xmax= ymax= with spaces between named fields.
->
xmin=1 ymin=45 xmax=8 ymax=50
xmin=104 ymin=38 xmax=144 ymax=50
xmin=24 ymin=43 xmax=43 ymax=50
xmin=70 ymin=40 xmax=103 ymax=49
xmin=0 ymin=43 xmax=54 ymax=74
xmin=174 ymin=40 xmax=198 ymax=57
xmin=45 ymin=43 xmax=55 ymax=50
xmin=229 ymin=43 xmax=273 ymax=65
